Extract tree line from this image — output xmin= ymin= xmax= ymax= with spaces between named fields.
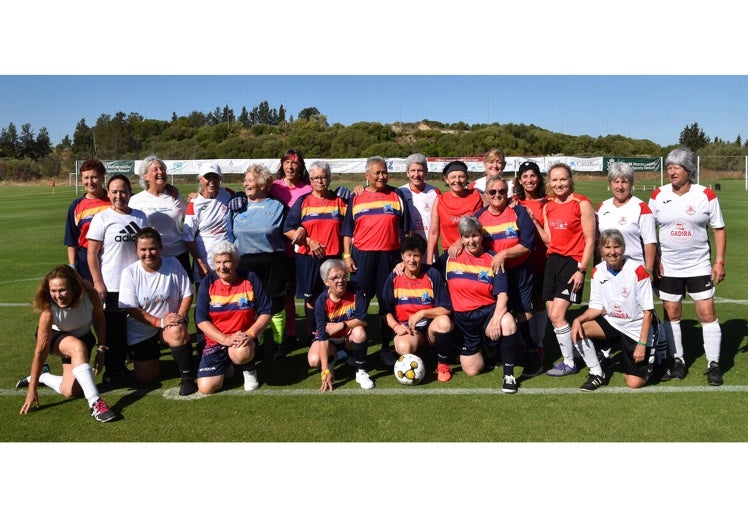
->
xmin=0 ymin=100 xmax=744 ymax=182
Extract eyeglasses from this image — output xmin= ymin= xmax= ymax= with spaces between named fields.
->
xmin=488 ymin=188 xmax=507 ymax=196
xmin=310 ymin=177 xmax=329 ymax=182
xmin=326 ymin=274 xmax=347 ymax=282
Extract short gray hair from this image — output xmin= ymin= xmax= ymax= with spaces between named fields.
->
xmin=405 ymin=153 xmax=428 ymax=172
xmin=665 ymin=147 xmax=698 ymax=183
xmin=607 ymin=162 xmax=635 ymax=185
xmin=139 ymin=155 xmax=167 ymax=190
xmin=598 ymin=228 xmax=626 ymax=253
xmin=457 ymin=215 xmax=483 ymax=237
xmin=319 ymin=258 xmax=347 ymax=281
xmin=210 ymin=241 xmax=239 ymax=264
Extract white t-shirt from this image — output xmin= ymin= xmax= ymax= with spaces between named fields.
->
xmin=182 ymin=188 xmax=233 ymax=278
xmin=596 ymin=196 xmax=657 ymax=265
xmin=399 ymin=183 xmax=439 ymax=240
xmin=118 ymin=257 xmax=193 ymax=345
xmin=589 ymin=258 xmax=655 ymax=343
xmin=87 ymin=207 xmax=149 ymax=291
xmin=51 ymin=293 xmax=94 ymax=337
xmin=648 ymin=184 xmax=725 ymax=277
xmin=129 ymin=190 xmax=187 ymax=257
xmin=472 ymin=176 xmax=514 ymax=196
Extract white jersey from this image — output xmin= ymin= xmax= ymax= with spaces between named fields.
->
xmin=182 ymin=188 xmax=233 ymax=278
xmin=87 ymin=207 xmax=149 ymax=291
xmin=398 ymin=183 xmax=439 ymax=240
xmin=118 ymin=257 xmax=193 ymax=345
xmin=648 ymin=183 xmax=724 ymax=277
xmin=129 ymin=190 xmax=187 ymax=257
xmin=589 ymin=258 xmax=655 ymax=343
xmin=596 ymin=196 xmax=657 ymax=265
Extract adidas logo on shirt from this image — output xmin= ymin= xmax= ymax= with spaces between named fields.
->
xmin=115 ymin=222 xmax=142 ymax=242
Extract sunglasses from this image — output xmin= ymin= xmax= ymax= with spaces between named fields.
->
xmin=487 ymin=188 xmax=507 ymax=196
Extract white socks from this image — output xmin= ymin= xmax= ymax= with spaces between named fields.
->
xmin=702 ymin=319 xmax=721 ymax=365
xmin=665 ymin=320 xmax=685 ymax=360
xmin=72 ymin=364 xmax=101 ymax=408
xmin=554 ymin=324 xmax=575 ymax=366
xmin=575 ymin=337 xmax=603 ymax=377
xmin=38 ymin=370 xmax=62 ymax=394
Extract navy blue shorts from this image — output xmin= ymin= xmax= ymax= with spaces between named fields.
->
xmin=197 ymin=344 xmax=230 ymax=378
xmin=506 ymin=261 xmax=534 ymax=313
xmin=453 ymin=305 xmax=496 ymax=355
xmin=350 ymin=247 xmax=400 ymax=306
xmin=295 ymin=253 xmax=330 ymax=303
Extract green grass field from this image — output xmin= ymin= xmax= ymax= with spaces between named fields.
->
xmin=1 ymin=178 xmax=746 ymax=444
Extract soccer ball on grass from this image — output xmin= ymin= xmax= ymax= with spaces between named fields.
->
xmin=393 ymin=354 xmax=426 ymax=385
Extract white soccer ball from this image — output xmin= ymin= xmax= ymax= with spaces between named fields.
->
xmin=393 ymin=353 xmax=426 ymax=385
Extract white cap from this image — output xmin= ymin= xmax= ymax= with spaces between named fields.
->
xmin=198 ymin=162 xmax=222 ymax=178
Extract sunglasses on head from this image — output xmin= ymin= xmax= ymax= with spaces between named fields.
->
xmin=488 ymin=188 xmax=507 ymax=196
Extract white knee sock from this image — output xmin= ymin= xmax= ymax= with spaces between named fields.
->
xmin=39 ymin=371 xmax=63 ymax=394
xmin=665 ymin=321 xmax=684 ymax=360
xmin=72 ymin=364 xmax=101 ymax=407
xmin=702 ymin=319 xmax=721 ymax=365
xmin=554 ymin=324 xmax=575 ymax=365
xmin=576 ymin=337 xmax=603 ymax=376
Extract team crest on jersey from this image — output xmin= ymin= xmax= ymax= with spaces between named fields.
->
xmin=618 ymin=216 xmax=627 ymax=225
xmin=686 ymin=205 xmax=696 ymax=215
xmin=621 ymin=287 xmax=629 ymax=298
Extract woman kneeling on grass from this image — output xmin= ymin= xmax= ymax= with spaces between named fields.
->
xmin=308 ymin=258 xmax=374 ymax=392
xmin=18 ymin=265 xmax=117 ymax=422
xmin=194 ymin=241 xmax=272 ymax=394
xmin=571 ymin=229 xmax=661 ymax=390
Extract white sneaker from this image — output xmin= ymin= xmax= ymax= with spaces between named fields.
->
xmin=243 ymin=368 xmax=259 ymax=391
xmin=355 ymin=369 xmax=375 ymax=390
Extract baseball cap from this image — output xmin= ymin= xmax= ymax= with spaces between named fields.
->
xmin=517 ymin=161 xmax=540 ymax=176
xmin=199 ymin=162 xmax=222 ymax=178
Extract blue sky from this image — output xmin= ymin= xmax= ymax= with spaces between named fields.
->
xmin=2 ymin=75 xmax=747 ymax=149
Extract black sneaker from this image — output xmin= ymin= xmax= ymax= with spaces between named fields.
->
xmin=521 ymin=359 xmax=544 ymax=378
xmin=16 ymin=363 xmax=50 ymax=388
xmin=580 ymin=373 xmax=606 ymax=391
xmin=502 ymin=375 xmax=518 ymax=394
xmin=670 ymin=357 xmax=686 ymax=379
xmin=90 ymin=398 xmax=117 ymax=422
xmin=706 ymin=361 xmax=723 ymax=386
xmin=179 ymin=378 xmax=198 ymax=396
xmin=380 ymin=349 xmax=397 ymax=368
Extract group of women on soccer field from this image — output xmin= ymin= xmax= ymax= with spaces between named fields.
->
xmin=17 ymin=145 xmax=727 ymax=421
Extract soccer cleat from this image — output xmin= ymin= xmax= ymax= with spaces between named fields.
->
xmin=670 ymin=357 xmax=686 ymax=380
xmin=502 ymin=375 xmax=518 ymax=394
xmin=380 ymin=349 xmax=397 ymax=368
xmin=355 ymin=369 xmax=375 ymax=390
xmin=179 ymin=378 xmax=198 ymax=396
xmin=243 ymin=368 xmax=260 ymax=391
xmin=521 ymin=355 xmax=544 ymax=378
xmin=90 ymin=398 xmax=117 ymax=422
xmin=706 ymin=361 xmax=723 ymax=386
xmin=580 ymin=373 xmax=606 ymax=391
xmin=437 ymin=362 xmax=453 ymax=382
xmin=545 ymin=361 xmax=578 ymax=377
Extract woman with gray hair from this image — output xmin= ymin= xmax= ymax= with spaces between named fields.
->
xmin=648 ymin=147 xmax=726 ymax=385
xmin=194 ymin=240 xmax=272 ymax=393
xmin=398 ymin=152 xmax=441 ymax=244
xmin=129 ymin=155 xmax=190 ymax=277
xmin=595 ymin=161 xmax=658 ymax=369
xmin=229 ymin=163 xmax=289 ymax=361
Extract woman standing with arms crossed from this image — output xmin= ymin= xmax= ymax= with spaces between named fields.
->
xmin=87 ymin=174 xmax=149 ymax=387
xmin=537 ymin=163 xmax=605 ymax=384
xmin=648 ymin=147 xmax=726 ymax=385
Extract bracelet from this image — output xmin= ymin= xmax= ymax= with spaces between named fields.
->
xmin=645 ymin=267 xmax=654 ymax=274
xmin=68 ymin=263 xmax=76 ymax=269
xmin=342 ymin=321 xmax=348 ymax=330
xmin=160 ymin=317 xmax=165 ymax=329
xmin=247 ymin=329 xmax=256 ymax=340
xmin=636 ymin=340 xmax=647 ymax=346
xmin=97 ymin=345 xmax=109 ymax=352
xmin=321 ymin=369 xmax=331 ymax=378
xmin=715 ymin=261 xmax=724 ymax=265
xmin=576 ymin=268 xmax=586 ymax=275
xmin=342 ymin=253 xmax=351 ymax=259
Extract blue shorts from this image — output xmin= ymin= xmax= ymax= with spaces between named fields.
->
xmin=453 ymin=305 xmax=496 ymax=355
xmin=197 ymin=344 xmax=230 ymax=378
xmin=506 ymin=261 xmax=534 ymax=313
xmin=295 ymin=253 xmax=330 ymax=303
xmin=349 ymin=247 xmax=400 ymax=305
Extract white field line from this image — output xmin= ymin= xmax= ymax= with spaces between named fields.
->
xmin=3 ymin=384 xmax=748 ymax=400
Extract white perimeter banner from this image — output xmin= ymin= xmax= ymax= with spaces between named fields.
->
xmin=128 ymin=156 xmax=607 ymax=176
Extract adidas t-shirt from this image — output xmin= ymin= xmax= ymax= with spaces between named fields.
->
xmin=87 ymin=207 xmax=149 ymax=291
xmin=129 ymin=190 xmax=187 ymax=257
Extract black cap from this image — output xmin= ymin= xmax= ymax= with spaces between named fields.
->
xmin=517 ymin=161 xmax=541 ymax=176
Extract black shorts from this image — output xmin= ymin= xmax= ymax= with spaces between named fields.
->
xmin=542 ymin=254 xmax=584 ymax=304
xmin=657 ymin=275 xmax=715 ymax=302
xmin=593 ymin=317 xmax=652 ymax=379
xmin=506 ymin=261 xmax=534 ymax=313
xmin=128 ymin=334 xmax=162 ymax=362
xmin=239 ymin=251 xmax=288 ymax=300
xmin=48 ymin=330 xmax=95 ymax=364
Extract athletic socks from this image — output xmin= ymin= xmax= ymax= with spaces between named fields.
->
xmin=498 ymin=332 xmax=521 ymax=368
xmin=39 ymin=370 xmax=63 ymax=394
xmin=170 ymin=343 xmax=195 ymax=380
xmin=433 ymin=331 xmax=452 ymax=365
xmin=269 ymin=310 xmax=286 ymax=345
xmin=351 ymin=341 xmax=368 ymax=371
xmin=702 ymin=319 xmax=722 ymax=364
xmin=665 ymin=320 xmax=684 ymax=361
xmin=517 ymin=320 xmax=539 ymax=352
xmin=553 ymin=323 xmax=575 ymax=366
xmin=576 ymin=337 xmax=603 ymax=377
xmin=71 ymin=363 xmax=101 ymax=407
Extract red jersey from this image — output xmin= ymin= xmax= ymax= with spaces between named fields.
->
xmin=436 ymin=189 xmax=484 ymax=250
xmin=381 ymin=266 xmax=452 ymax=323
xmin=285 ymin=192 xmax=347 ymax=257
xmin=545 ymin=193 xmax=592 ymax=262
xmin=314 ymin=286 xmax=368 ymax=341
xmin=64 ymin=194 xmax=111 ymax=250
xmin=342 ymin=188 xmax=407 ymax=251
xmin=445 ymin=249 xmax=508 ymax=312
xmin=475 ymin=204 xmax=534 ymax=269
